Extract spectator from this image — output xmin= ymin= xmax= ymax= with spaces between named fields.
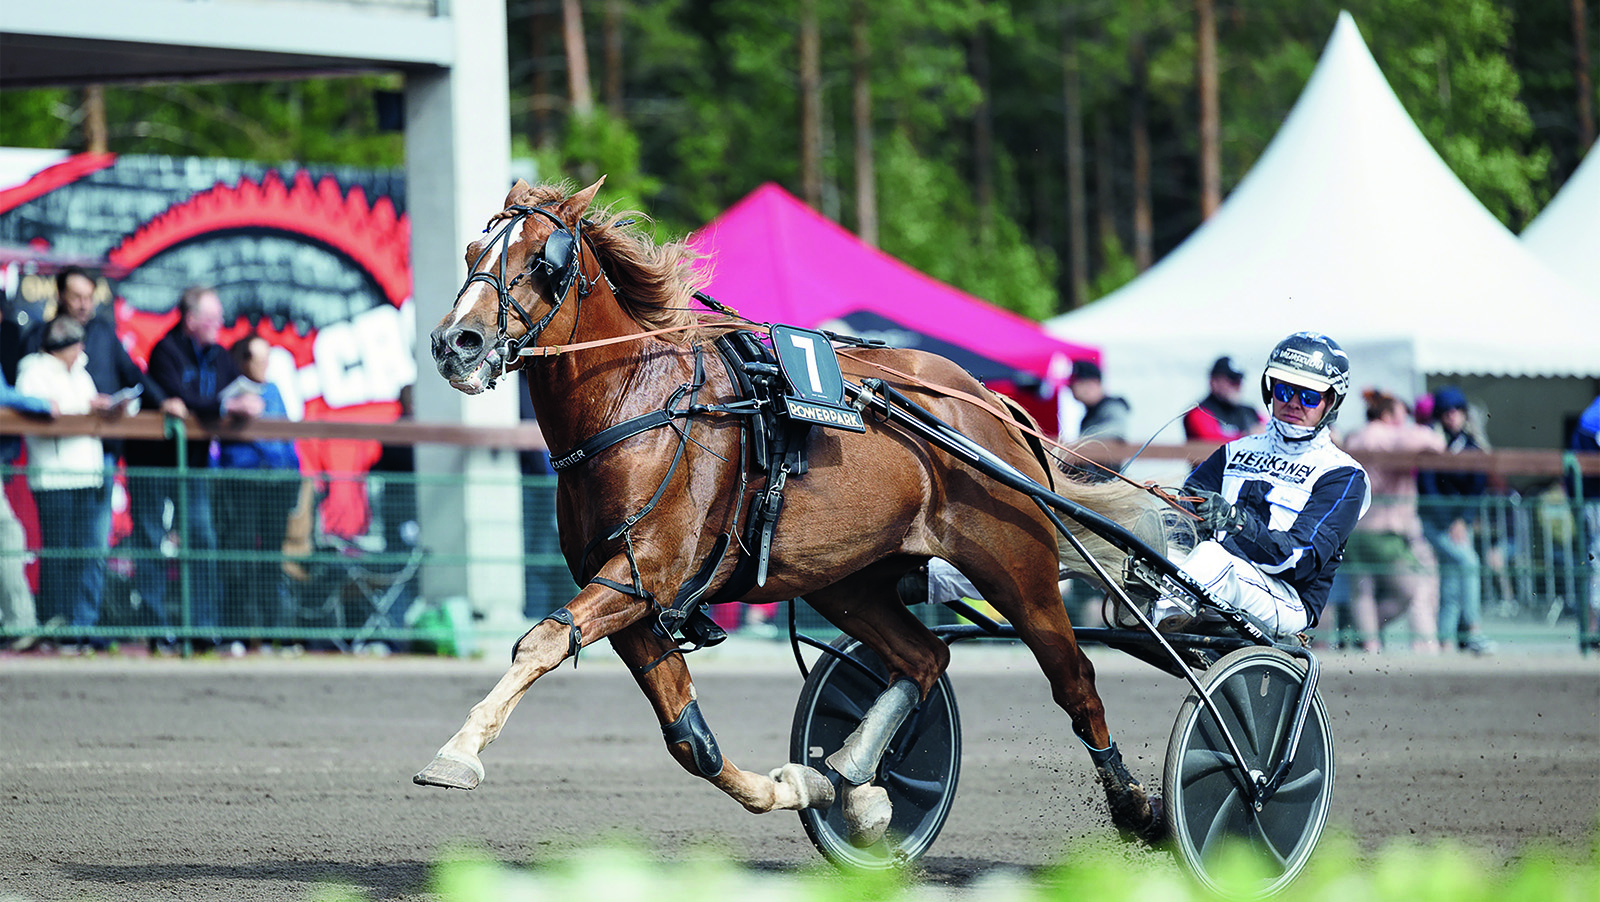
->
xmin=1183 ymin=355 xmax=1264 ymax=441
xmin=1418 ymin=386 xmax=1495 ymax=655
xmin=16 ymin=317 xmax=111 ymax=650
xmin=215 ymin=334 xmax=301 ymax=653
xmin=1069 ymin=359 xmax=1129 ymax=442
xmin=1064 ymin=359 xmax=1130 ymax=480
xmin=1151 ymin=332 xmax=1369 ymax=639
xmin=1569 ymin=393 xmax=1600 ymax=643
xmin=124 ymin=285 xmax=259 ymax=651
xmin=0 ymin=358 xmax=56 ymax=648
xmin=1340 ymin=389 xmax=1443 ymax=653
xmin=24 ymin=268 xmax=156 ymax=622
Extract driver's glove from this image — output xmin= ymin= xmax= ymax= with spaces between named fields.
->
xmin=1189 ymin=489 xmax=1248 ymax=537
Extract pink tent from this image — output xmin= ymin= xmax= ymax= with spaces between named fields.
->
xmin=689 ymin=183 xmax=1094 ymax=391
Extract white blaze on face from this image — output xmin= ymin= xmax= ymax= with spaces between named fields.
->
xmin=449 ymin=244 xmax=505 ymax=328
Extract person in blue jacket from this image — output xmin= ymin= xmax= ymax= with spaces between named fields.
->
xmin=215 ymin=334 xmax=300 ymax=651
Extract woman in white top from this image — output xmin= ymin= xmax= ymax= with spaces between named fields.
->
xmin=17 ymin=317 xmax=111 ymax=637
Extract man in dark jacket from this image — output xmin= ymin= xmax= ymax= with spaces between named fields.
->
xmin=23 ymin=268 xmax=161 ymax=590
xmin=124 ymin=285 xmax=261 ymax=647
xmin=1183 ymin=355 xmax=1263 ymax=441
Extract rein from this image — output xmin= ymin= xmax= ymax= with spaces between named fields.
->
xmin=833 ymin=349 xmax=1198 ymax=516
xmin=459 ymin=205 xmax=1192 ymax=518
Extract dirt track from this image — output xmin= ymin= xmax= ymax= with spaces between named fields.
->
xmin=2 ymin=644 xmax=1596 ymax=901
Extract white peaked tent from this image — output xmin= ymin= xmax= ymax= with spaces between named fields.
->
xmin=1046 ymin=11 xmax=1599 ymax=445
xmin=1521 ymin=145 xmax=1600 ymax=300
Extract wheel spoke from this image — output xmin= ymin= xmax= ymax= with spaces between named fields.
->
xmin=814 ymin=682 xmax=870 ymax=724
xmin=1216 ymin=673 xmax=1262 ymax=757
xmin=1269 ymin=766 xmax=1326 ymax=805
xmin=1181 ymin=747 xmax=1238 ymax=783
xmin=1247 ymin=810 xmax=1293 ymax=867
xmin=881 ymin=770 xmax=947 ymax=810
xmin=1197 ymin=783 xmax=1247 ymax=856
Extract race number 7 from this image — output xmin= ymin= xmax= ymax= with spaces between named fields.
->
xmin=788 ymin=332 xmax=824 ymax=395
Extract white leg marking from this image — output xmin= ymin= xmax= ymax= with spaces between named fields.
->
xmin=767 ymin=763 xmax=836 ymax=811
xmin=840 ymin=781 xmax=893 ymax=847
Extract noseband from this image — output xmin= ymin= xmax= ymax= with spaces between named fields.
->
xmin=454 ymin=203 xmax=594 ymax=386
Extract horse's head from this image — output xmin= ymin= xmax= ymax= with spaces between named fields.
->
xmin=431 ymin=177 xmax=605 ymax=394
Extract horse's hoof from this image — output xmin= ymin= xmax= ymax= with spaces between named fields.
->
xmin=413 ymin=751 xmax=484 ymax=790
xmin=842 ymin=782 xmax=892 ymax=848
xmin=769 ymin=762 xmax=836 ymax=810
xmin=1142 ymin=794 xmax=1170 ymax=845
xmin=1098 ymin=767 xmax=1165 ymax=846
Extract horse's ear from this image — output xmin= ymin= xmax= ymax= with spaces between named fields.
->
xmin=559 ymin=175 xmax=606 ymax=223
xmin=504 ymin=179 xmax=532 ymax=207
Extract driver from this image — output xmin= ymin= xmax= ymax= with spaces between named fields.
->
xmin=1152 ymin=332 xmax=1371 ymax=638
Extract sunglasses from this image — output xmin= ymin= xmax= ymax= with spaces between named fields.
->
xmin=1271 ymin=381 xmax=1326 ymax=408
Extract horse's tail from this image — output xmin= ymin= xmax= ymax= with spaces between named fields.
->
xmin=989 ymin=390 xmax=1184 ymax=592
xmin=1050 ymin=478 xmax=1185 ymax=591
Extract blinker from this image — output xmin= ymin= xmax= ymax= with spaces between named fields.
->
xmin=542 ymin=228 xmax=578 ymax=302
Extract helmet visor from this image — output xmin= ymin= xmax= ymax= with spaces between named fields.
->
xmin=1264 ymin=364 xmax=1333 ymax=393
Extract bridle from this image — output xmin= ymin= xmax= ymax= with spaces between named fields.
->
xmin=453 ymin=203 xmax=593 ymax=388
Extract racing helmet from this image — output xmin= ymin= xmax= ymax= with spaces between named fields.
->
xmin=1260 ymin=332 xmax=1350 ymax=419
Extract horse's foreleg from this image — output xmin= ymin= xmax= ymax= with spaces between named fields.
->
xmin=609 ymin=620 xmax=834 ymax=814
xmin=413 ymin=581 xmax=631 ymax=791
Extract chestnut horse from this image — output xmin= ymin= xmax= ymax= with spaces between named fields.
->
xmin=416 ymin=178 xmax=1170 ymax=847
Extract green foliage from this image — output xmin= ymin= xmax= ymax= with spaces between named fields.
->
xmin=875 ymin=130 xmax=1059 ymax=320
xmin=521 ymin=107 xmax=663 ymax=214
xmin=0 ymin=88 xmax=75 ymax=148
xmin=2 ymin=0 xmax=1585 ymax=313
xmin=305 ymin=830 xmax=1600 ymax=902
xmin=1088 ymin=233 xmax=1139 ymax=303
xmin=0 ymin=78 xmax=404 ymax=167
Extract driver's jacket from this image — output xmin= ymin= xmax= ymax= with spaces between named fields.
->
xmin=1184 ymin=425 xmax=1370 ymax=625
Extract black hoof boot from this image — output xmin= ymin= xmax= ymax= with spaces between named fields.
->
xmin=1088 ymin=741 xmax=1169 ymax=846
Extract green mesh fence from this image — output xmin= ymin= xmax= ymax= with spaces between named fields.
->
xmin=2 ymin=460 xmax=1595 ymax=655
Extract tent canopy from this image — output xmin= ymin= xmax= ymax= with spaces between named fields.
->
xmin=1045 ymin=12 xmax=1597 ymax=443
xmin=1521 ymin=146 xmax=1600 ymax=300
xmin=690 ymin=183 xmax=1091 ymax=386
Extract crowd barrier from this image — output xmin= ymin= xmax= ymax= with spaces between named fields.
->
xmin=0 ymin=412 xmax=1594 ymax=655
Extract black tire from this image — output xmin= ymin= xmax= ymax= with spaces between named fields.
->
xmin=1163 ymin=647 xmax=1334 ymax=897
xmin=790 ymin=635 xmax=961 ymax=870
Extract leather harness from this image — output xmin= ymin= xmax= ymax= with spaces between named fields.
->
xmin=546 ymin=326 xmax=816 ymax=661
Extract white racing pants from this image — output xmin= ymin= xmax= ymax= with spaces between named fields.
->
xmin=1151 ymin=540 xmax=1309 ymax=638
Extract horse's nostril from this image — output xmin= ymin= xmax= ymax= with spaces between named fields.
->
xmin=452 ymin=329 xmax=484 ymax=353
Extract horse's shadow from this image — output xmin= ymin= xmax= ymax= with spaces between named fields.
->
xmin=60 ymin=855 xmax=1037 ymax=897
xmin=57 ymin=859 xmax=432 ymax=900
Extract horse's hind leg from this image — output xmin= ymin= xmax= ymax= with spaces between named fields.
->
xmin=608 ymin=619 xmax=835 ymax=814
xmin=803 ymin=569 xmax=951 ymax=846
xmin=961 ymin=554 xmax=1166 ymax=844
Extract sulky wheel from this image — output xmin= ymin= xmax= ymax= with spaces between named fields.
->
xmin=1163 ymin=647 xmax=1334 ymax=897
xmin=790 ymin=635 xmax=961 ymax=870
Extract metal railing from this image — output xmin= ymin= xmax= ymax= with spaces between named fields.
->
xmin=0 ymin=411 xmax=1595 ymax=655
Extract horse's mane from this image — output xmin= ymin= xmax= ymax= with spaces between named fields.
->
xmin=508 ymin=182 xmax=721 ymax=344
